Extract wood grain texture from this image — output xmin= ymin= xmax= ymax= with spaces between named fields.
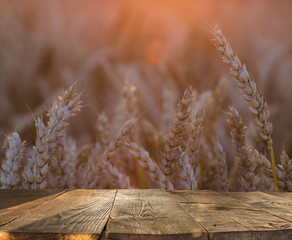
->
xmin=267 ymin=192 xmax=292 ymax=201
xmin=225 ymin=192 xmax=292 ymax=222
xmin=1 ymin=190 xmax=292 ymax=239
xmin=103 ymin=189 xmax=207 ymax=240
xmin=169 ymin=190 xmax=292 ymax=240
xmin=0 ymin=189 xmax=64 ymax=210
xmin=0 ymin=190 xmax=66 ymax=227
xmin=0 ymin=189 xmax=116 ymax=239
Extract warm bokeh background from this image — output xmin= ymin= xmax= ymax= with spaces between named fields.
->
xmin=1 ymin=0 xmax=292 ymax=164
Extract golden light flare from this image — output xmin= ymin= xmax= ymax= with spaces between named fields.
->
xmin=145 ymin=40 xmax=166 ymax=64
xmin=0 ymin=232 xmax=10 ymax=240
xmin=0 ymin=233 xmax=98 ymax=240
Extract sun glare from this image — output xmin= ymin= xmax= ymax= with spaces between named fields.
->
xmin=145 ymin=40 xmax=166 ymax=64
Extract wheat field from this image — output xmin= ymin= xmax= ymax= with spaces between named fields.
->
xmin=0 ymin=1 xmax=291 ymax=191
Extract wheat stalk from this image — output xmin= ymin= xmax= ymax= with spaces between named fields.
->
xmin=278 ymin=148 xmax=292 ymax=191
xmin=101 ymin=119 xmax=134 ymax=188
xmin=212 ymin=140 xmax=230 ymax=191
xmin=58 ymin=138 xmax=78 ymax=188
xmin=23 ymin=83 xmax=82 ymax=189
xmin=161 ymin=85 xmax=194 ymax=177
xmin=187 ymin=106 xmax=204 ymax=173
xmin=173 ymin=151 xmax=198 ymax=190
xmin=246 ymin=145 xmax=274 ymax=191
xmin=212 ymin=26 xmax=278 ymax=191
xmin=141 ymin=120 xmax=164 ymax=161
xmin=0 ymin=132 xmax=25 ymax=189
xmin=75 ymin=143 xmax=96 ymax=188
xmin=90 ymin=119 xmax=135 ymax=189
xmin=127 ymin=141 xmax=174 ymax=190
xmin=102 ymin=119 xmax=135 ymax=164
xmin=226 ymin=107 xmax=247 ymax=154
xmin=226 ymin=107 xmax=276 ymax=190
xmin=226 ymin=107 xmax=262 ymax=191
xmin=96 ymin=112 xmax=112 ymax=147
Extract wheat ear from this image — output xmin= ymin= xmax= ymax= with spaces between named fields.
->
xmin=246 ymin=145 xmax=274 ymax=191
xmin=212 ymin=26 xmax=278 ymax=190
xmin=278 ymin=149 xmax=292 ymax=191
xmin=141 ymin=120 xmax=164 ymax=160
xmin=74 ymin=143 xmax=95 ymax=188
xmin=102 ymin=119 xmax=134 ymax=188
xmin=226 ymin=107 xmax=261 ymax=190
xmin=173 ymin=151 xmax=198 ymax=190
xmin=213 ymin=140 xmax=230 ymax=191
xmin=161 ymin=85 xmax=194 ymax=176
xmin=96 ymin=112 xmax=112 ymax=147
xmin=226 ymin=107 xmax=247 ymax=155
xmin=102 ymin=119 xmax=135 ymax=164
xmin=127 ymin=141 xmax=174 ymax=190
xmin=23 ymin=83 xmax=82 ymax=189
xmin=187 ymin=107 xmax=204 ymax=172
xmin=0 ymin=132 xmax=25 ymax=189
xmin=58 ymin=138 xmax=78 ymax=188
xmin=92 ymin=119 xmax=135 ymax=189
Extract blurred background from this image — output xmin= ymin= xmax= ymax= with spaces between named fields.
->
xmin=0 ymin=0 xmax=292 ymax=162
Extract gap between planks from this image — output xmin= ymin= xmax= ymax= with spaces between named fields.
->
xmin=101 ymin=189 xmax=207 ymax=240
xmin=99 ymin=189 xmax=118 ymax=240
xmin=1 ymin=190 xmax=292 ymax=240
xmin=221 ymin=191 xmax=292 ymax=224
xmin=168 ymin=190 xmax=292 ymax=240
xmin=0 ymin=189 xmax=117 ymax=240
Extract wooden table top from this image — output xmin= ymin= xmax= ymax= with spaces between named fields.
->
xmin=0 ymin=189 xmax=291 ymax=240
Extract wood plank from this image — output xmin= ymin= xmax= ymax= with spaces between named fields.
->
xmin=225 ymin=192 xmax=292 ymax=223
xmin=103 ymin=189 xmax=207 ymax=240
xmin=0 ymin=189 xmax=116 ymax=239
xmin=267 ymin=192 xmax=292 ymax=201
xmin=0 ymin=190 xmax=66 ymax=227
xmin=0 ymin=189 xmax=64 ymax=210
xmin=169 ymin=190 xmax=292 ymax=240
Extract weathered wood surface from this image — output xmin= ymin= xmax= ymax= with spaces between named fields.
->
xmin=0 ymin=189 xmax=116 ymax=239
xmin=224 ymin=192 xmax=292 ymax=223
xmin=0 ymin=189 xmax=65 ymax=210
xmin=0 ymin=190 xmax=291 ymax=240
xmin=103 ymin=189 xmax=207 ymax=240
xmin=0 ymin=190 xmax=66 ymax=227
xmin=169 ymin=190 xmax=292 ymax=240
xmin=267 ymin=192 xmax=292 ymax=201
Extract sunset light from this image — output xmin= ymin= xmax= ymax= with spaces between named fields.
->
xmin=0 ymin=1 xmax=292 ymax=239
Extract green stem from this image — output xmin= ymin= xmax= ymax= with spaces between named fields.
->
xmin=267 ymin=137 xmax=278 ymax=191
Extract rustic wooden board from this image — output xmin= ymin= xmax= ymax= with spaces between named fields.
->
xmin=0 ymin=189 xmax=64 ymax=210
xmin=169 ymin=190 xmax=292 ymax=240
xmin=267 ymin=192 xmax=292 ymax=201
xmin=0 ymin=189 xmax=116 ymax=239
xmin=225 ymin=192 xmax=292 ymax=223
xmin=0 ymin=190 xmax=66 ymax=227
xmin=103 ymin=189 xmax=207 ymax=240
xmin=1 ymin=190 xmax=292 ymax=239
